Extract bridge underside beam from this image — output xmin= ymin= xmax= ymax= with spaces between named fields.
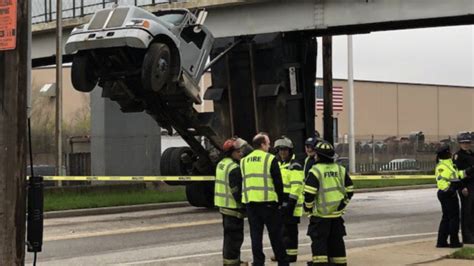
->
xmin=32 ymin=0 xmax=474 ymax=61
xmin=207 ymin=0 xmax=474 ymax=37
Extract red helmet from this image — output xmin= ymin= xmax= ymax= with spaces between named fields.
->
xmin=223 ymin=137 xmax=247 ymax=152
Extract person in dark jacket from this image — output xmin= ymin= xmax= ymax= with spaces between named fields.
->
xmin=453 ymin=132 xmax=474 ymax=244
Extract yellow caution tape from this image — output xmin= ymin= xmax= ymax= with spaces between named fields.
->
xmin=351 ymin=175 xmax=434 ymax=180
xmin=31 ymin=176 xmax=216 ymax=182
xmin=27 ymin=175 xmax=434 ymax=182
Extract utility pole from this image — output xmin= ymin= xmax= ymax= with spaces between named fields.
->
xmin=56 ymin=0 xmax=63 ymax=177
xmin=322 ymin=36 xmax=334 ymax=145
xmin=0 ymin=0 xmax=29 ymax=264
xmin=347 ymin=35 xmax=356 ymax=173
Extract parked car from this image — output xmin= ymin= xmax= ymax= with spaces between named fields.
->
xmin=379 ymin=158 xmax=419 ymax=171
xmin=65 ymin=6 xmax=213 ymax=111
xmin=336 ymin=157 xmax=349 ymax=170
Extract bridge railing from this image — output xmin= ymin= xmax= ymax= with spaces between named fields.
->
xmin=32 ymin=0 xmax=176 ymax=24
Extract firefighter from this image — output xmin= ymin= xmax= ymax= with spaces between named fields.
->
xmin=241 ymin=132 xmax=288 ymax=266
xmin=453 ymin=132 xmax=474 ymax=244
xmin=215 ymin=137 xmax=248 ymax=266
xmin=304 ymin=141 xmax=354 ymax=266
xmin=304 ymin=137 xmax=319 ymax=178
xmin=274 ymin=136 xmax=304 ymax=262
xmin=436 ymin=144 xmax=474 ymax=248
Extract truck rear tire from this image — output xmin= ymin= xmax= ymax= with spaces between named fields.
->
xmin=71 ymin=51 xmax=98 ymax=92
xmin=142 ymin=42 xmax=171 ymax=92
xmin=186 ymin=182 xmax=214 ymax=208
xmin=160 ymin=146 xmax=193 ymax=186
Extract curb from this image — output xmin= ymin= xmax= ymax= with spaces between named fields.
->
xmin=44 ymin=185 xmax=436 ymax=219
xmin=355 ymin=184 xmax=436 ymax=193
xmin=44 ymin=201 xmax=190 ymax=219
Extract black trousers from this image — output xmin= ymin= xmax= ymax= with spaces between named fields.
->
xmin=437 ymin=190 xmax=461 ymax=245
xmin=283 ymin=216 xmax=300 ymax=262
xmin=222 ymin=214 xmax=245 ymax=265
xmin=246 ymin=202 xmax=288 ymax=266
xmin=307 ymin=217 xmax=347 ymax=266
xmin=459 ymin=189 xmax=474 ymax=244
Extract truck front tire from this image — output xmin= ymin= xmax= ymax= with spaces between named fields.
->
xmin=142 ymin=42 xmax=171 ymax=92
xmin=71 ymin=51 xmax=98 ymax=92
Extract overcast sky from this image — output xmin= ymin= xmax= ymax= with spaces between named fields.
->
xmin=316 ymin=25 xmax=474 ymax=87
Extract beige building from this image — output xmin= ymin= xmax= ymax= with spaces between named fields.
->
xmin=315 ymin=79 xmax=474 ymax=141
xmin=32 ymin=67 xmax=90 ymax=124
xmin=32 ymin=69 xmax=473 ymax=143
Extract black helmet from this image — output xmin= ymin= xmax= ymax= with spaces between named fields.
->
xmin=314 ymin=141 xmax=336 ymax=159
xmin=436 ymin=144 xmax=451 ymax=155
xmin=305 ymin=137 xmax=317 ymax=147
xmin=457 ymin=131 xmax=472 ymax=143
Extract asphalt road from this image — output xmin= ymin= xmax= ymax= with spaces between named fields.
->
xmin=26 ymin=188 xmax=441 ymax=265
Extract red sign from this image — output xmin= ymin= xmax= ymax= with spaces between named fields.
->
xmin=0 ymin=0 xmax=16 ymax=51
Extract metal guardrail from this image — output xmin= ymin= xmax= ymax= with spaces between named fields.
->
xmin=32 ymin=0 xmax=175 ymax=24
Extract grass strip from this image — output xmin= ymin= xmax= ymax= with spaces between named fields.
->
xmin=44 ymin=187 xmax=186 ymax=212
xmin=449 ymin=247 xmax=474 ymax=260
xmin=353 ymin=179 xmax=434 ymax=189
xmin=44 ymin=179 xmax=434 ymax=211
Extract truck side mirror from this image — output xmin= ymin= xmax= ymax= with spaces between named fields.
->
xmin=196 ymin=10 xmax=208 ymax=26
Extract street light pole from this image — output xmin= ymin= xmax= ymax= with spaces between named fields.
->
xmin=347 ymin=35 xmax=356 ymax=173
xmin=56 ymin=0 xmax=63 ymax=177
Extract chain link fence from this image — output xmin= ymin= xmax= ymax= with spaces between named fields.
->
xmin=335 ymin=133 xmax=467 ymax=173
xmin=32 ymin=0 xmax=180 ymax=24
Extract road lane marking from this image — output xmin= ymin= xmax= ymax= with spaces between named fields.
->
xmin=44 ymin=219 xmax=222 ymax=241
xmin=123 ymin=232 xmax=438 ymax=265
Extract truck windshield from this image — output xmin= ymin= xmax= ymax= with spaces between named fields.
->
xmin=157 ymin=13 xmax=186 ymax=26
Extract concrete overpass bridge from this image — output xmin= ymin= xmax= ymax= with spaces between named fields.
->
xmin=32 ymin=0 xmax=474 ymax=63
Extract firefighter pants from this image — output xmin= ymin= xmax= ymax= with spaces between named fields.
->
xmin=283 ymin=216 xmax=300 ymax=262
xmin=307 ymin=217 xmax=347 ymax=266
xmin=222 ymin=214 xmax=244 ymax=265
xmin=437 ymin=190 xmax=461 ymax=245
xmin=246 ymin=202 xmax=288 ymax=266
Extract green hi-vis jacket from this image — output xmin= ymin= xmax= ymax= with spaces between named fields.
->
xmin=436 ymin=159 xmax=465 ymax=191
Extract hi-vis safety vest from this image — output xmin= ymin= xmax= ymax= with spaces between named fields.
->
xmin=436 ymin=159 xmax=465 ymax=191
xmin=279 ymin=155 xmax=297 ymax=194
xmin=289 ymin=168 xmax=305 ymax=217
xmin=308 ymin=163 xmax=348 ymax=218
xmin=241 ymin=149 xmax=278 ymax=203
xmin=214 ymin=158 xmax=241 ymax=209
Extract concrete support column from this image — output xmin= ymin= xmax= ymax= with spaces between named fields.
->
xmin=91 ymin=90 xmax=161 ymax=176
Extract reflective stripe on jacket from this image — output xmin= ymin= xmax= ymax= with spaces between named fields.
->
xmin=436 ymin=159 xmax=465 ymax=191
xmin=214 ymin=157 xmax=240 ymax=209
xmin=289 ymin=168 xmax=305 ymax=217
xmin=307 ymin=163 xmax=347 ymax=218
xmin=240 ymin=149 xmax=278 ymax=203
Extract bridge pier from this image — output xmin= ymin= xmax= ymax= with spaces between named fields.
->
xmin=90 ymin=90 xmax=161 ymax=176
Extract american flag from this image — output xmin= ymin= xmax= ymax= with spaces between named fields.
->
xmin=316 ymin=86 xmax=343 ymax=112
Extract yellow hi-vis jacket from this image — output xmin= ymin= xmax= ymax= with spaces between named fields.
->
xmin=214 ymin=157 xmax=241 ymax=209
xmin=436 ymin=159 xmax=465 ymax=191
xmin=279 ymin=155 xmax=305 ymax=217
xmin=241 ymin=149 xmax=278 ymax=203
xmin=289 ymin=168 xmax=305 ymax=217
xmin=305 ymin=163 xmax=353 ymax=218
